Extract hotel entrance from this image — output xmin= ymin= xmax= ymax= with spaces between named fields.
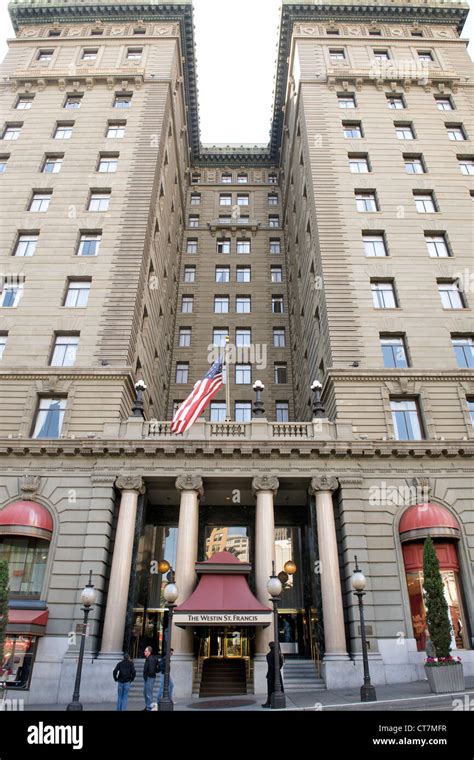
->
xmin=196 ymin=627 xmax=254 ymax=697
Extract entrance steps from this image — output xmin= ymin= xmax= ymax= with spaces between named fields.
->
xmin=282 ymin=659 xmax=325 ymax=691
xmin=199 ymin=659 xmax=247 ymax=698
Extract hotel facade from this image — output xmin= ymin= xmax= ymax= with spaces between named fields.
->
xmin=0 ymin=0 xmax=473 ymax=704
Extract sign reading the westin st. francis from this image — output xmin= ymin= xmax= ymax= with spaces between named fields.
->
xmin=174 ymin=612 xmax=271 ymax=626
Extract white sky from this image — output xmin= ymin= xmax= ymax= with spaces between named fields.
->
xmin=0 ymin=0 xmax=472 ymax=143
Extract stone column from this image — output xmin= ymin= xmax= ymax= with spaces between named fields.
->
xmin=309 ymin=476 xmax=351 ymax=687
xmin=100 ymin=475 xmax=145 ymax=655
xmin=252 ymin=475 xmax=278 ymax=656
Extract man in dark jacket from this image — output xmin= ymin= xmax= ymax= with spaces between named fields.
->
xmin=113 ymin=653 xmax=136 ymax=712
xmin=262 ymin=641 xmax=284 ymax=708
xmin=143 ymin=646 xmax=158 ymax=711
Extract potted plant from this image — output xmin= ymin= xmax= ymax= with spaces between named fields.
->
xmin=423 ymin=537 xmax=464 ymax=693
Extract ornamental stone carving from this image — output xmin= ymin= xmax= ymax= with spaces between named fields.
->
xmin=309 ymin=476 xmax=339 ymax=495
xmin=252 ymin=475 xmax=279 ymax=495
xmin=411 ymin=477 xmax=432 ymax=499
xmin=20 ymin=474 xmax=41 ymax=500
xmin=115 ymin=475 xmax=145 ymax=494
xmin=175 ymin=474 xmax=204 ymax=496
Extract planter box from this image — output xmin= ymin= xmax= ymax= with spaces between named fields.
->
xmin=425 ymin=663 xmax=465 ymax=694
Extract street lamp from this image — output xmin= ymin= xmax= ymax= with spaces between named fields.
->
xmin=267 ymin=562 xmax=286 ymax=710
xmin=351 ymin=556 xmax=377 ymax=703
xmin=252 ymin=380 xmax=265 ymax=418
xmin=66 ymin=571 xmax=97 ymax=711
xmin=158 ymin=569 xmax=178 ymax=712
xmin=310 ymin=380 xmax=326 ymax=419
xmin=131 ymin=379 xmax=147 ymax=418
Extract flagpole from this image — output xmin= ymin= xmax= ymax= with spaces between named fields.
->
xmin=225 ymin=334 xmax=231 ymax=422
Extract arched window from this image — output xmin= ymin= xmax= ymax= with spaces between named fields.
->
xmin=0 ymin=501 xmax=52 ymax=599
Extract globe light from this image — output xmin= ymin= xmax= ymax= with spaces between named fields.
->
xmin=253 ymin=380 xmax=265 ymax=392
xmin=164 ymin=582 xmax=179 ymax=604
xmin=311 ymin=380 xmax=322 ymax=392
xmin=284 ymin=560 xmax=297 ymax=575
xmin=134 ymin=379 xmax=147 ymax=392
xmin=351 ymin=570 xmax=367 ymax=592
xmin=81 ymin=582 xmax=97 ymax=608
xmin=158 ymin=560 xmax=170 ymax=574
xmin=267 ymin=575 xmax=282 ymax=598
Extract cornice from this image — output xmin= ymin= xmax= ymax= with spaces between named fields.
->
xmin=327 ymin=369 xmax=474 ymax=383
xmin=0 ymin=369 xmax=132 ymax=381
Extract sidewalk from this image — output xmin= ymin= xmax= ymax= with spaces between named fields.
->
xmin=22 ymin=676 xmax=474 ymax=712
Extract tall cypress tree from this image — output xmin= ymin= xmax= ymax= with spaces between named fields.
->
xmin=423 ymin=537 xmax=452 ymax=659
xmin=0 ymin=560 xmax=9 ymax=667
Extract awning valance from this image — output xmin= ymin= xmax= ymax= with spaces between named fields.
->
xmin=7 ymin=608 xmax=49 ymax=635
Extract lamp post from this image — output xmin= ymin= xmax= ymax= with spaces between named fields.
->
xmin=351 ymin=556 xmax=377 ymax=703
xmin=252 ymin=380 xmax=265 ymax=418
xmin=310 ymin=380 xmax=326 ymax=419
xmin=66 ymin=571 xmax=97 ymax=711
xmin=158 ymin=569 xmax=178 ymax=712
xmin=131 ymin=379 xmax=147 ymax=418
xmin=267 ymin=563 xmax=286 ymax=709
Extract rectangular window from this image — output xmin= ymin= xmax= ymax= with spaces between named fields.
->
xmin=186 ymin=239 xmax=198 ymax=254
xmin=32 ymin=397 xmax=66 ymax=439
xmin=414 ymin=192 xmax=437 ymax=213
xmin=221 ymin=173 xmax=232 ymax=184
xmin=355 ymin=191 xmax=378 ymax=212
xmin=236 ymin=296 xmax=251 ymax=313
xmin=435 ymin=97 xmax=453 ymax=111
xmin=273 ymin=328 xmax=286 ymax=347
xmin=236 ymin=266 xmax=251 ymax=283
xmin=29 ymin=192 xmax=52 ymax=212
xmin=179 ymin=327 xmax=191 ymax=347
xmin=14 ymin=233 xmax=38 ymax=257
xmin=181 ymin=296 xmax=194 ymax=313
xmin=3 ymin=125 xmax=22 ymax=141
xmin=0 ymin=333 xmax=7 ymax=359
xmin=271 ymin=266 xmax=283 ymax=282
xmin=425 ymin=233 xmax=450 ymax=257
xmin=190 ymin=193 xmax=201 ymax=205
xmin=381 ymin=335 xmax=408 ymax=368
xmin=213 ymin=329 xmax=228 ymax=347
xmin=16 ymin=96 xmax=34 ymax=110
xmin=114 ymin=94 xmax=132 ymax=108
xmin=467 ymin=398 xmax=474 ymax=426
xmin=371 ymin=280 xmax=397 ymax=308
xmin=107 ymin=122 xmax=126 ymax=138
xmin=329 ymin=49 xmax=346 ymax=61
xmin=438 ymin=280 xmax=465 ymax=309
xmin=0 ymin=155 xmax=9 ymax=172
xmin=88 ymin=191 xmax=111 ymax=211
xmin=220 ymin=193 xmax=232 ymax=206
xmin=237 ymin=173 xmax=248 ymax=184
xmin=458 ymin=157 xmax=474 ymax=175
xmin=275 ymin=401 xmax=289 ymax=422
xmin=37 ymin=50 xmax=53 ymax=61
xmin=176 ymin=363 xmax=189 ymax=383
xmin=235 ymin=402 xmax=252 ymax=422
xmin=214 ymin=296 xmax=229 ymax=313
xmin=363 ymin=232 xmax=387 ymax=257
xmin=338 ymin=94 xmax=356 ymax=109
xmin=452 ymin=337 xmax=474 ymax=368
xmin=81 ymin=48 xmax=98 ymax=60
xmin=188 ymin=215 xmax=199 ymax=228
xmin=268 ymin=173 xmax=278 ymax=184
xmin=235 ymin=364 xmax=251 ymax=384
xmin=272 ymin=295 xmax=284 ymax=314
xmin=237 ymin=194 xmax=249 ymax=206
xmin=387 ymin=95 xmax=405 ymax=110
xmin=50 ymin=334 xmax=79 ymax=367
xmin=270 ymin=239 xmax=281 ymax=254
xmin=191 ymin=172 xmax=201 ymax=184
xmin=98 ymin=154 xmax=118 ymax=173
xmin=183 ymin=266 xmax=196 ymax=283
xmin=0 ymin=283 xmax=23 ymax=308
xmin=447 ymin=125 xmax=466 ymax=141
xmin=269 ymin=215 xmax=280 ymax=227
xmin=42 ymin=155 xmax=63 ymax=173
xmin=64 ymin=280 xmax=90 ymax=307
xmin=64 ymin=95 xmax=82 ymax=109
xmin=236 ymin=239 xmax=251 ymax=254
xmin=343 ymin=122 xmax=363 ymax=138
xmin=54 ymin=122 xmax=73 ymax=140
xmin=126 ymin=48 xmax=143 ymax=60
xmin=395 ymin=123 xmax=415 ymax=140
xmin=274 ymin=363 xmax=288 ymax=384
xmin=349 ymin=154 xmax=370 ymax=173
xmin=236 ymin=329 xmax=251 ymax=347
xmin=418 ymin=50 xmax=433 ymax=62
xmin=217 ymin=238 xmax=231 ymax=254
xmin=373 ymin=49 xmax=390 ymax=60
xmin=268 ymin=193 xmax=278 ymax=205
xmin=404 ymin=154 xmax=426 ymax=174
xmin=215 ymin=266 xmax=230 ymax=283
xmin=77 ymin=233 xmax=101 ymax=256
xmin=391 ymin=399 xmax=423 ymax=440
xmin=210 ymin=402 xmax=226 ymax=422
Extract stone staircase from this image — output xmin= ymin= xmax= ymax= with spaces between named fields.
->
xmin=282 ymin=659 xmax=326 ymax=692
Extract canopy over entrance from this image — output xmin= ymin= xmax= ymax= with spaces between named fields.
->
xmin=174 ymin=551 xmax=271 ymax=628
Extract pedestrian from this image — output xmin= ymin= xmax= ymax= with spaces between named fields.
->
xmin=262 ymin=641 xmax=284 ymax=708
xmin=157 ymin=648 xmax=174 ymax=704
xmin=113 ymin=653 xmax=136 ymax=712
xmin=143 ymin=646 xmax=159 ymax=711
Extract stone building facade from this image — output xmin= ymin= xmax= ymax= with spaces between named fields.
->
xmin=0 ymin=0 xmax=472 ymax=704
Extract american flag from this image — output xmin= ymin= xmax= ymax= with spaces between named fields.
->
xmin=171 ymin=357 xmax=224 ymax=434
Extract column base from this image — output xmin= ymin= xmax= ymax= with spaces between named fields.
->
xmin=170 ymin=653 xmax=194 ymax=699
xmin=321 ymin=655 xmax=360 ymax=689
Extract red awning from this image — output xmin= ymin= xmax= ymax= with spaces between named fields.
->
xmin=7 ymin=608 xmax=48 ymax=634
xmin=0 ymin=500 xmax=53 ymax=538
xmin=399 ymin=503 xmax=459 ymax=542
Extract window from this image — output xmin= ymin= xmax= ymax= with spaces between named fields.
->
xmin=452 ymin=337 xmax=474 ymax=368
xmin=395 ymin=123 xmax=415 ymax=140
xmin=16 ymin=96 xmax=34 ymax=110
xmin=0 ymin=333 xmax=7 ymax=359
xmin=213 ymin=329 xmax=228 ymax=347
xmin=88 ymin=191 xmax=111 ymax=211
xmin=447 ymin=125 xmax=466 ymax=141
xmin=186 ymin=238 xmax=198 ymax=254
xmin=269 ymin=215 xmax=280 ymax=228
xmin=275 ymin=401 xmax=289 ymax=422
xmin=215 ymin=266 xmax=230 ymax=283
xmin=237 ymin=173 xmax=248 ymax=184
xmin=329 ymin=49 xmax=345 ymax=61
xmin=467 ymin=398 xmax=474 ymax=426
xmin=188 ymin=215 xmax=199 ymax=228
xmin=48 ymin=29 xmax=61 ymax=36
xmin=98 ymin=154 xmax=118 ymax=173
xmin=438 ymin=280 xmax=465 ymax=309
xmin=126 ymin=48 xmax=143 ymax=60
xmin=349 ymin=154 xmax=370 ymax=173
xmin=181 ymin=295 xmax=194 ymax=313
xmin=219 ymin=215 xmax=232 ymax=224
xmin=363 ymin=232 xmax=387 ymax=257
xmin=3 ymin=125 xmax=21 ymax=141
xmin=237 ymin=239 xmax=251 ymax=254
xmin=355 ymin=191 xmax=378 ymax=212
xmin=270 ymin=239 xmax=281 ymax=254
xmin=237 ymin=194 xmax=249 ymax=206
xmin=275 ymin=363 xmax=288 ymax=384
xmin=235 ymin=402 xmax=252 ymax=423
xmin=236 ymin=266 xmax=251 ymax=283
xmin=81 ymin=48 xmax=98 ymax=60
xmin=273 ymin=328 xmax=286 ymax=347
xmin=14 ymin=233 xmax=38 ymax=257
xmin=42 ymin=154 xmax=63 ymax=173
xmin=221 ymin=173 xmax=232 ymax=184
xmin=371 ymin=280 xmax=397 ymax=308
xmin=373 ymin=49 xmax=390 ymax=60
xmin=411 ymin=31 xmax=424 ymax=37
xmin=37 ymin=50 xmax=53 ymax=61
xmin=210 ymin=402 xmax=226 ymax=423
xmin=32 ymin=398 xmax=66 ymax=439
xmin=271 ymin=266 xmax=283 ymax=282
xmin=391 ymin=399 xmax=423 ymax=440
xmin=190 ymin=193 xmax=201 ymax=205
xmin=183 ymin=266 xmax=196 ymax=283
xmin=176 ymin=363 xmax=189 ymax=383
xmin=77 ymin=233 xmax=101 ymax=256
xmin=214 ymin=296 xmax=229 ymax=313
xmin=387 ymin=95 xmax=405 ymax=110
xmin=235 ymin=364 xmax=251 ymax=384
xmin=64 ymin=280 xmax=90 ymax=307
xmin=272 ymin=295 xmax=284 ymax=313
xmin=338 ymin=94 xmax=356 ymax=109
xmin=236 ymin=329 xmax=251 ymax=347
xmin=414 ymin=192 xmax=437 ymax=213
xmin=0 ymin=283 xmax=23 ymax=308
xmin=0 ymin=155 xmax=9 ymax=172
xmin=458 ymin=157 xmax=474 ymax=175
xmin=220 ymin=193 xmax=232 ymax=206
xmin=327 ymin=28 xmax=340 ymax=35
xmin=381 ymin=335 xmax=408 ymax=368
xmin=418 ymin=50 xmax=433 ymax=62
xmin=435 ymin=96 xmax=453 ymax=111
xmin=343 ymin=122 xmax=363 ymax=138
xmin=133 ymin=28 xmax=146 ymax=35
xmin=179 ymin=327 xmax=191 ymax=347
xmin=425 ymin=233 xmax=450 ymax=258
xmin=236 ymin=296 xmax=251 ymax=313
xmin=107 ymin=122 xmax=126 ymax=138
xmin=268 ymin=193 xmax=278 ymax=205
xmin=29 ymin=192 xmax=52 ymax=212
xmin=63 ymin=95 xmax=82 ymax=111
xmin=404 ymin=154 xmax=425 ymax=174
xmin=54 ymin=122 xmax=73 ymax=139
xmin=114 ymin=94 xmax=132 ymax=108
xmin=268 ymin=173 xmax=278 ymax=184
xmin=217 ymin=238 xmax=231 ymax=254
xmin=50 ymin=335 xmax=79 ymax=367
xmin=191 ymin=172 xmax=201 ymax=184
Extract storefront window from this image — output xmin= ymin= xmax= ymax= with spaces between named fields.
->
xmin=0 ymin=635 xmax=37 ymax=689
xmin=0 ymin=536 xmax=49 ymax=597
xmin=204 ymin=527 xmax=250 ymax=561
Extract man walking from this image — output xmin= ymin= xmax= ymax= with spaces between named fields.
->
xmin=143 ymin=646 xmax=158 ymax=711
xmin=262 ymin=641 xmax=284 ymax=708
xmin=113 ymin=653 xmax=136 ymax=711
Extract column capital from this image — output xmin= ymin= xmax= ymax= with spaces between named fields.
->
xmin=175 ymin=474 xmax=204 ymax=497
xmin=252 ymin=475 xmax=279 ymax=496
xmin=309 ymin=476 xmax=339 ymax=495
xmin=115 ymin=474 xmax=145 ymax=494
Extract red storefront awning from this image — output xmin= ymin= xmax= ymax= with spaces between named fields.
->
xmin=174 ymin=551 xmax=271 ymax=628
xmin=7 ymin=608 xmax=49 ymax=634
